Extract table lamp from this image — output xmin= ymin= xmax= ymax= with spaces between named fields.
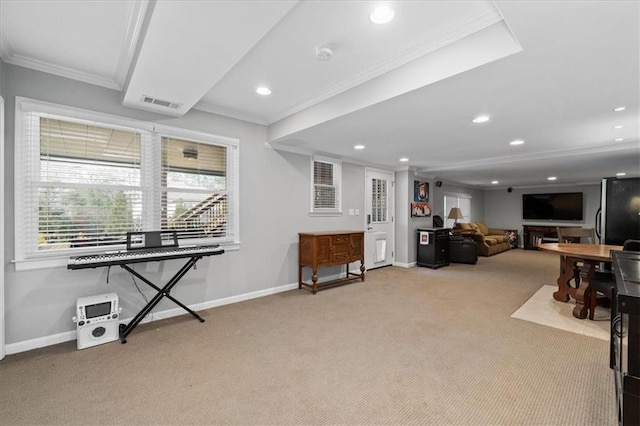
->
xmin=447 ymin=207 xmax=464 ymax=228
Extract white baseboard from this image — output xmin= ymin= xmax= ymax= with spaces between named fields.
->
xmin=393 ymin=261 xmax=415 ymax=268
xmin=5 ymin=282 xmax=299 ymax=355
xmin=6 ymin=330 xmax=78 ymax=355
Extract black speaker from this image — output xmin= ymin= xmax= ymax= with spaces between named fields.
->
xmin=507 ymin=187 xmax=513 ymax=193
xmin=435 ymin=181 xmax=442 ymax=187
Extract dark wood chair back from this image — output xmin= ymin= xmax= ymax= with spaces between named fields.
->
xmin=623 ymin=239 xmax=640 ymax=251
xmin=556 ymin=227 xmax=596 ymax=244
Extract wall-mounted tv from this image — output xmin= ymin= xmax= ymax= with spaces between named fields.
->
xmin=522 ymin=192 xmax=584 ymax=221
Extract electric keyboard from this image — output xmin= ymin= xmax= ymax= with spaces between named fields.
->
xmin=68 ymin=245 xmax=224 ymax=269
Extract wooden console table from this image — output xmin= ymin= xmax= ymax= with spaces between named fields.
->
xmin=298 ymin=231 xmax=365 ymax=294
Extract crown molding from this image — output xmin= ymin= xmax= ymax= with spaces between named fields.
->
xmin=115 ymin=0 xmax=150 ymax=87
xmin=415 ymin=140 xmax=640 ymax=173
xmin=1 ymin=1 xmax=146 ymax=92
xmin=3 ymin=53 xmax=121 ymax=91
xmin=267 ymin=8 xmax=505 ymax=125
xmin=0 ymin=23 xmax=14 ymax=62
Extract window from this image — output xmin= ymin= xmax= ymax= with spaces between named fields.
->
xmin=371 ymin=177 xmax=388 ymax=223
xmin=14 ymin=97 xmax=239 ymax=269
xmin=310 ymin=155 xmax=341 ymax=215
xmin=444 ymin=192 xmax=472 ymax=228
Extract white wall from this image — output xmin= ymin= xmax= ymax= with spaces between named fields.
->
xmin=1 ymin=61 xmax=603 ymax=352
xmin=395 ymin=175 xmax=485 ymax=265
xmin=484 ymin=184 xmax=601 ymax=246
xmin=2 ymin=63 xmax=366 ymax=350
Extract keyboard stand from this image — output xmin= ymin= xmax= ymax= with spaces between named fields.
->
xmin=68 ymin=243 xmax=224 ymax=343
xmin=118 ymin=255 xmax=205 ymax=343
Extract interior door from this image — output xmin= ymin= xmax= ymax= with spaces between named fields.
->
xmin=365 ymin=168 xmax=394 ymax=270
xmin=0 ymin=96 xmax=4 ymax=360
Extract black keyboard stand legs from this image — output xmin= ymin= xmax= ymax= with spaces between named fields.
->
xmin=118 ymin=255 xmax=205 ymax=343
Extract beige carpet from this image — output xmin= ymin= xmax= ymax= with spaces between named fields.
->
xmin=511 ymin=285 xmax=610 ymax=340
xmin=0 ymin=249 xmax=616 ymax=425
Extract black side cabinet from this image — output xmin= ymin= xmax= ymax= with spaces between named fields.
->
xmin=612 ymin=251 xmax=640 ymax=426
xmin=417 ymin=228 xmax=450 ymax=269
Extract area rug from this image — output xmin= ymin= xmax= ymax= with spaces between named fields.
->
xmin=511 ymin=285 xmax=609 ymax=340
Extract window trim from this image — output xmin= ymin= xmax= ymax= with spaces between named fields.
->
xmin=309 ymin=155 xmax=342 ymax=216
xmin=13 ymin=96 xmax=240 ymax=271
xmin=444 ymin=191 xmax=472 ymax=228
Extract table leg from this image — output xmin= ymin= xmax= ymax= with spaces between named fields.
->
xmin=553 ymin=256 xmax=595 ymax=319
xmin=312 ymin=268 xmax=318 ymax=294
xmin=553 ymin=256 xmax=575 ymax=303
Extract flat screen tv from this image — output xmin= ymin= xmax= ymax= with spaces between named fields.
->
xmin=522 ymin=192 xmax=583 ymax=221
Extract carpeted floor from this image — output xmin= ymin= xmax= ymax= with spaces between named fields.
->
xmin=0 ymin=249 xmax=616 ymax=425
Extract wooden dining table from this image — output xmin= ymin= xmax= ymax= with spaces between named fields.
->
xmin=538 ymin=242 xmax=623 ymax=319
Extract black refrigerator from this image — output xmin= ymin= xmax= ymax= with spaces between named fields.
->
xmin=596 ymin=177 xmax=640 ymax=245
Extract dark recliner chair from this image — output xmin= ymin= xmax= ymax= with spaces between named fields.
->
xmin=588 ymin=239 xmax=640 ymax=368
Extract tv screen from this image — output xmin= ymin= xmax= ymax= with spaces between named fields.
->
xmin=522 ymin=192 xmax=583 ymax=221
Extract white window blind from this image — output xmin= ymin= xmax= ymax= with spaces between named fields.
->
xmin=444 ymin=193 xmax=472 ymax=228
xmin=160 ymin=135 xmax=234 ymax=241
xmin=310 ymin=156 xmax=341 ymax=214
xmin=15 ymin=97 xmax=239 ymax=266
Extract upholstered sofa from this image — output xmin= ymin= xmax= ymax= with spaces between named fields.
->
xmin=454 ymin=222 xmax=511 ymax=256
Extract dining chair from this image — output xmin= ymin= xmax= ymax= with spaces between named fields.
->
xmin=555 ymin=227 xmax=598 ymax=288
xmin=556 ymin=227 xmax=597 ymax=244
xmin=588 ymin=239 xmax=640 ymax=368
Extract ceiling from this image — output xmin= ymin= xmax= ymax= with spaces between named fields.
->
xmin=1 ymin=0 xmax=638 ymax=189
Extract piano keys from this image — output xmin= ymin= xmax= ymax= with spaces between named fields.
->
xmin=68 ymin=245 xmax=224 ymax=269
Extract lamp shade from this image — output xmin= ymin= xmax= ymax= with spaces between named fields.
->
xmin=447 ymin=207 xmax=464 ymax=220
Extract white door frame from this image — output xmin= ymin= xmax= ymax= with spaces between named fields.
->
xmin=1 ymin=96 xmax=5 ymax=360
xmin=364 ymin=167 xmax=395 ymax=270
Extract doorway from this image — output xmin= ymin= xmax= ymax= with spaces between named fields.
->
xmin=364 ymin=168 xmax=394 ymax=270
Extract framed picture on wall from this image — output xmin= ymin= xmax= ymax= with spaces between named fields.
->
xmin=414 ymin=181 xmax=429 ymax=202
xmin=411 ymin=202 xmax=432 ymax=217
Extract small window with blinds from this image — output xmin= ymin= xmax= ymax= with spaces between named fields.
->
xmin=371 ymin=178 xmax=388 ymax=222
xmin=310 ymin=156 xmax=341 ymax=215
xmin=14 ymin=97 xmax=239 ymax=267
xmin=444 ymin=192 xmax=472 ymax=228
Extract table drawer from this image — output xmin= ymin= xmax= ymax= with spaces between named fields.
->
xmin=332 ymin=252 xmax=350 ymax=263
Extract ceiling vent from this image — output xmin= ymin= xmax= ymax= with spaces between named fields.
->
xmin=142 ymin=95 xmax=182 ymax=110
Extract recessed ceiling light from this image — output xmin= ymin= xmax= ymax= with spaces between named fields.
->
xmin=510 ymin=140 xmax=525 ymax=146
xmin=615 ymin=138 xmax=624 ymax=142
xmin=547 ymin=176 xmax=557 ymax=181
xmin=354 ymin=145 xmax=365 ymax=150
xmin=256 ymin=87 xmax=271 ymax=96
xmin=472 ymin=115 xmax=490 ymax=124
xmin=369 ymin=6 xmax=395 ymax=24
xmin=613 ymin=106 xmax=626 ymax=112
xmin=614 ymin=125 xmax=623 ymax=129
xmin=616 ymin=172 xmax=627 ymax=176
xmin=399 ymin=157 xmax=409 ymax=162
xmin=491 ymin=180 xmax=499 ymax=184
